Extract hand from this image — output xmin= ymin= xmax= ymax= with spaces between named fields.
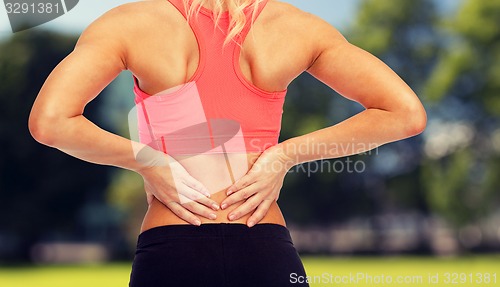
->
xmin=220 ymin=144 xmax=294 ymax=227
xmin=136 ymin=153 xmax=220 ymax=226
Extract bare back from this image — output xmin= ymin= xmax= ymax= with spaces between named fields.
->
xmin=107 ymin=0 xmax=322 ymax=231
xmin=124 ymin=0 xmax=316 ymax=96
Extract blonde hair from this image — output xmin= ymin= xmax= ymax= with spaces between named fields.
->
xmin=183 ymin=0 xmax=264 ymax=46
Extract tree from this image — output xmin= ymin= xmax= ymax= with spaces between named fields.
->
xmin=0 ymin=31 xmax=116 ymax=262
xmin=421 ymin=0 xmax=500 ymax=232
xmin=346 ymin=0 xmax=441 ymax=253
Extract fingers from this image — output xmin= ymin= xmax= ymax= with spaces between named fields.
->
xmin=194 ymin=195 xmax=220 ymax=211
xmin=178 ymin=180 xmax=219 ymax=211
xmin=226 ymin=194 xmax=262 ymax=222
xmin=182 ymin=198 xmax=218 ymax=221
xmin=226 ymin=173 xmax=255 ymax=196
xmin=153 ymin=189 xmax=204 ymax=225
xmin=246 ymin=199 xmax=274 ymax=228
xmin=172 ymin=161 xmax=212 ymax=200
xmin=164 ymin=199 xmax=202 ymax=226
xmin=158 ymin=191 xmax=217 ymax=225
xmin=178 ymin=184 xmax=210 ymax=203
xmin=220 ymin=184 xmax=258 ymax=210
xmin=183 ymin=176 xmax=211 ymax=197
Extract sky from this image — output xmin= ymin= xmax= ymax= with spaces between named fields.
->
xmin=0 ymin=0 xmax=460 ymax=40
xmin=0 ymin=0 xmax=360 ymax=40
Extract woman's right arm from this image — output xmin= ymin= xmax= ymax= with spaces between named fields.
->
xmin=220 ymin=10 xmax=427 ymax=226
xmin=28 ymin=6 xmax=219 ymax=225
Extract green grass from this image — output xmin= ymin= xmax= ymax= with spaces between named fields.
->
xmin=1 ymin=256 xmax=499 ymax=287
xmin=301 ymin=256 xmax=500 ymax=286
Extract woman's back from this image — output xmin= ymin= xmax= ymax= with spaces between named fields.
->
xmin=101 ymin=0 xmax=320 ymax=229
xmin=101 ymin=0 xmax=326 ymax=229
xmin=116 ymin=0 xmax=317 ymax=96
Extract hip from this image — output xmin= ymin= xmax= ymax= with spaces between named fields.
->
xmin=130 ymin=222 xmax=308 ymax=287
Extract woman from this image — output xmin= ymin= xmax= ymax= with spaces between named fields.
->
xmin=29 ymin=0 xmax=427 ymax=286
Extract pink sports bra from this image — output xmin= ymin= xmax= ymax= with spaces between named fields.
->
xmin=133 ymin=0 xmax=287 ymax=156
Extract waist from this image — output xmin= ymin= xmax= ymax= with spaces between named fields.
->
xmin=139 ymin=151 xmax=286 ymax=233
xmin=137 ymin=223 xmax=293 ymax=246
xmin=140 ymin=194 xmax=286 ymax=233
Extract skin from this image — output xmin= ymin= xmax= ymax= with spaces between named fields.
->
xmin=28 ymin=0 xmax=427 ymax=231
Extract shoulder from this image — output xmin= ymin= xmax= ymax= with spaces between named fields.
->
xmin=78 ymin=1 xmax=178 ymax=43
xmin=102 ymin=0 xmax=180 ymax=23
xmin=75 ymin=1 xmax=182 ymax=62
xmin=263 ymin=1 xmax=347 ymax=68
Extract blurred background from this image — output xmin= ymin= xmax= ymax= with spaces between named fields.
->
xmin=1 ymin=0 xmax=499 ymax=286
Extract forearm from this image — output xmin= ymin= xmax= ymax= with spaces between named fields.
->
xmin=30 ymin=114 xmax=164 ymax=173
xmin=275 ymin=108 xmax=424 ymax=169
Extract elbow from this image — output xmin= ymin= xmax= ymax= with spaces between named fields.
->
xmin=401 ymin=101 xmax=427 ymax=137
xmin=28 ymin=112 xmax=59 ymax=146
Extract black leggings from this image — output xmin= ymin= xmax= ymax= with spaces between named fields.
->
xmin=129 ymin=223 xmax=310 ymax=287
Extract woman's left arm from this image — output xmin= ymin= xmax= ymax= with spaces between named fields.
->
xmin=220 ymin=16 xmax=427 ymax=227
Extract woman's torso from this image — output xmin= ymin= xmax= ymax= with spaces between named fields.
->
xmin=120 ymin=0 xmax=317 ymax=232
